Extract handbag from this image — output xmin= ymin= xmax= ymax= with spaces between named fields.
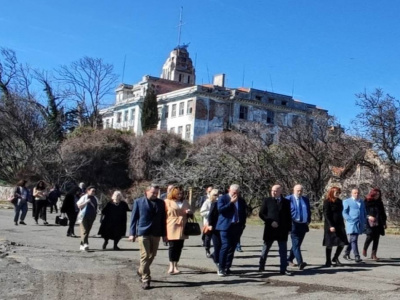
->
xmin=184 ymin=215 xmax=201 ymax=236
xmin=56 ymin=213 xmax=68 ymax=226
xmin=7 ymin=195 xmax=17 ymax=205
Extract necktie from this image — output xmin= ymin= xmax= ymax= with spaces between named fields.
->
xmin=298 ymin=197 xmax=303 ymax=223
xmin=234 ymin=203 xmax=239 ymax=223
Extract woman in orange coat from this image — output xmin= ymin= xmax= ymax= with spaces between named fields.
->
xmin=165 ymin=186 xmax=192 ymax=274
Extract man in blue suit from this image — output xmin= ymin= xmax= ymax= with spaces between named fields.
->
xmin=342 ymin=188 xmax=366 ymax=263
xmin=216 ymin=184 xmax=247 ymax=276
xmin=129 ymin=185 xmax=166 ymax=290
xmin=286 ymin=184 xmax=311 ymax=270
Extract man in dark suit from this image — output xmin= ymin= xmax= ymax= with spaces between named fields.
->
xmin=129 ymin=185 xmax=166 ymax=290
xmin=259 ymin=185 xmax=292 ymax=275
xmin=286 ymin=184 xmax=311 ymax=270
xmin=216 ymin=184 xmax=247 ymax=276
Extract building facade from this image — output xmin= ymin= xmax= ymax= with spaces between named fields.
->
xmin=100 ymin=45 xmax=327 ymax=142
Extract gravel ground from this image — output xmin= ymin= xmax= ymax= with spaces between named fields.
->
xmin=1 ymin=207 xmax=400 ymax=300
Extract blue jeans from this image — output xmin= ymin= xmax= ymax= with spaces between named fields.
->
xmin=345 ymin=234 xmax=360 ymax=257
xmin=14 ymin=200 xmax=28 ymax=223
xmin=260 ymin=240 xmax=288 ymax=272
xmin=219 ymin=224 xmax=243 ymax=271
xmin=288 ymin=229 xmax=307 ymax=264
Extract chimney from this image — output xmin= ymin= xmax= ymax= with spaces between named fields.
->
xmin=213 ymin=73 xmax=225 ymax=87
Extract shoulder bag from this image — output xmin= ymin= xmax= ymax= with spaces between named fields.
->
xmin=184 ymin=215 xmax=201 ymax=236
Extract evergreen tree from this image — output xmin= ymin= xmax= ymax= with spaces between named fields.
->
xmin=141 ymin=87 xmax=159 ymax=132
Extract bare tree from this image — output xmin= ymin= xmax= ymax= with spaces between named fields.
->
xmin=57 ymin=57 xmax=118 ymax=128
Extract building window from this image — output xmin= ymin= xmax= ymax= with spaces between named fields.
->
xmin=170 ymin=127 xmax=175 ymax=133
xmin=255 ymin=95 xmax=262 ymax=101
xmin=130 ymin=108 xmax=136 ymax=121
xmin=179 ymin=102 xmax=185 ymax=116
xmin=117 ymin=112 xmax=122 ymax=123
xmin=105 ymin=119 xmax=110 ymax=128
xmin=282 ymin=101 xmax=287 ymax=106
xmin=178 ymin=126 xmax=183 ymax=136
xmin=187 ymin=75 xmax=191 ymax=83
xmin=172 ymin=104 xmax=177 ymax=117
xmin=268 ymin=97 xmax=275 ymax=104
xmin=179 ymin=74 xmax=182 ymax=82
xmin=187 ymin=100 xmax=193 ymax=114
xmin=124 ymin=110 xmax=128 ymax=122
xmin=266 ymin=110 xmax=275 ymax=124
xmin=165 ymin=105 xmax=169 ymax=118
xmin=158 ymin=107 xmax=162 ymax=120
xmin=185 ymin=124 xmax=191 ymax=139
xmin=239 ymin=105 xmax=248 ymax=120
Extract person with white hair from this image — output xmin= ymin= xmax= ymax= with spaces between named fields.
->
xmin=215 ymin=184 xmax=247 ymax=276
xmin=98 ymin=190 xmax=130 ymax=250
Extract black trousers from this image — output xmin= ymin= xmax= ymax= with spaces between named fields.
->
xmin=66 ymin=212 xmax=78 ymax=235
xmin=364 ymin=231 xmax=381 ymax=252
xmin=34 ymin=200 xmax=48 ymax=222
xmin=168 ymin=239 xmax=185 ymax=262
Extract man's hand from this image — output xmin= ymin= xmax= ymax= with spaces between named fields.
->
xmin=230 ymin=194 xmax=238 ymax=203
xmin=271 ymin=221 xmax=279 ymax=228
xmin=128 ymin=235 xmax=136 ymax=242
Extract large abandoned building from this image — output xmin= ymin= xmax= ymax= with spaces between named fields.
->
xmin=100 ymin=45 xmax=327 ymax=142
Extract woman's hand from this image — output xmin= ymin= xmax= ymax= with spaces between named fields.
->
xmin=368 ymin=216 xmax=376 ymax=222
xmin=330 ymin=227 xmax=335 ymax=233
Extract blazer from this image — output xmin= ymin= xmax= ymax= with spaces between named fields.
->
xmin=286 ymin=194 xmax=312 ymax=224
xmin=165 ymin=199 xmax=191 ymax=240
xmin=215 ymin=194 xmax=247 ymax=231
xmin=259 ymin=196 xmax=292 ymax=241
xmin=342 ymin=198 xmax=366 ymax=234
xmin=129 ymin=196 xmax=166 ymax=237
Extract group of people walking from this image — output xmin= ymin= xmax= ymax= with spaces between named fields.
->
xmin=9 ymin=179 xmax=388 ymax=291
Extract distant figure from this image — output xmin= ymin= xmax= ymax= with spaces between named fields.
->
xmin=216 ymin=184 xmax=247 ymax=276
xmin=160 ymin=184 xmax=174 ymax=200
xmin=207 ymin=189 xmax=222 ymax=269
xmin=12 ymin=180 xmax=29 ymax=226
xmin=129 ymin=185 xmax=166 ymax=290
xmin=363 ymin=188 xmax=387 ymax=261
xmin=200 ymin=188 xmax=218 ymax=258
xmin=48 ymin=184 xmax=61 ymax=214
xmin=98 ymin=191 xmax=130 ymax=250
xmin=61 ymin=187 xmax=80 ymax=237
xmin=286 ymin=184 xmax=311 ymax=271
xmin=78 ymin=182 xmax=86 ymax=196
xmin=342 ymin=188 xmax=366 ymax=263
xmin=196 ymin=185 xmax=213 ymax=208
xmin=322 ymin=187 xmax=348 ymax=267
xmin=33 ymin=180 xmax=49 ymax=225
xmin=77 ymin=186 xmax=98 ymax=251
xmin=165 ymin=186 xmax=193 ymax=275
xmin=259 ymin=185 xmax=292 ymax=275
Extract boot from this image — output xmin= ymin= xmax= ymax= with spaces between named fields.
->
xmin=371 ymin=250 xmax=379 ymax=261
xmin=325 ymin=248 xmax=332 ymax=267
xmin=332 ymin=246 xmax=343 ymax=266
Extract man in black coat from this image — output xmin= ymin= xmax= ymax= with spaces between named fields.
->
xmin=259 ymin=185 xmax=292 ymax=275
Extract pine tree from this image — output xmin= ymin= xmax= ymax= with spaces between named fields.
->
xmin=141 ymin=87 xmax=159 ymax=133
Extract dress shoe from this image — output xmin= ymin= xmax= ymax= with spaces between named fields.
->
xmin=342 ymin=254 xmax=351 ymax=261
xmin=258 ymin=266 xmax=265 ymax=272
xmin=354 ymin=256 xmax=362 ymax=263
xmin=280 ymin=270 xmax=293 ymax=276
xmin=225 ymin=268 xmax=232 ymax=275
xmin=19 ymin=221 xmax=27 ymax=225
xmin=298 ymin=262 xmax=307 ymax=270
xmin=113 ymin=245 xmax=121 ymax=251
xmin=67 ymin=233 xmax=71 ymax=237
xmin=332 ymin=257 xmax=342 ymax=266
xmin=43 ymin=221 xmax=49 ymax=225
xmin=70 ymin=233 xmax=77 ymax=238
xmin=236 ymin=247 xmax=243 ymax=252
xmin=324 ymin=262 xmax=332 ymax=267
xmin=206 ymin=250 xmax=211 ymax=258
xmin=14 ymin=222 xmax=18 ymax=226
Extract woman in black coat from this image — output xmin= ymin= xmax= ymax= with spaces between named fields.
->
xmin=98 ymin=191 xmax=130 ymax=250
xmin=323 ymin=187 xmax=348 ymax=267
xmin=363 ymin=188 xmax=387 ymax=260
xmin=61 ymin=187 xmax=80 ymax=237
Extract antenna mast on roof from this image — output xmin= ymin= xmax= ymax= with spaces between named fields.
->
xmin=177 ymin=7 xmax=185 ymax=47
xmin=121 ymin=54 xmax=127 ymax=83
